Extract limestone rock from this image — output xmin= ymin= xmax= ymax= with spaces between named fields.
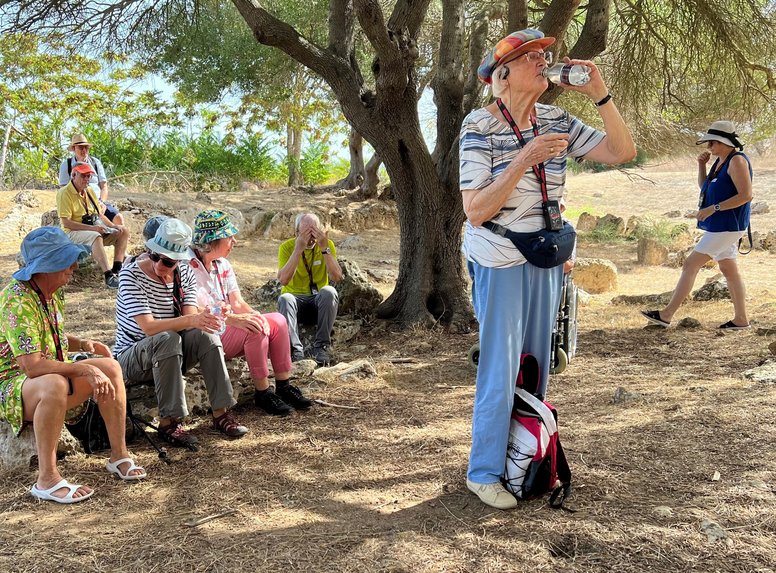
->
xmin=743 ymin=360 xmax=776 ymax=384
xmin=334 ymin=318 xmax=362 ymax=344
xmin=699 ymin=519 xmax=728 ymax=543
xmin=596 ymin=214 xmax=626 ymax=235
xmin=678 ymin=317 xmax=701 ymax=329
xmin=336 ymin=258 xmax=383 ymax=317
xmin=750 ymin=201 xmax=769 ymax=215
xmin=338 ymin=234 xmax=367 ymax=252
xmin=14 ymin=190 xmax=40 ymax=208
xmin=764 ymin=231 xmax=776 ymax=254
xmin=769 ymin=341 xmax=776 ymax=355
xmin=314 ymin=359 xmax=377 ymax=383
xmin=612 ymin=387 xmax=641 ymax=404
xmin=611 ymin=291 xmax=678 ymax=306
xmin=292 ymin=359 xmax=318 ymax=378
xmin=692 ymin=276 xmax=730 ymax=301
xmin=0 ymin=424 xmax=82 ymax=470
xmin=252 ymin=279 xmax=283 ymax=310
xmin=637 ymin=237 xmax=668 ymax=265
xmin=576 ymin=212 xmax=598 ymax=232
xmin=41 ymin=209 xmax=60 ymax=228
xmin=626 ymin=215 xmax=647 ymax=237
xmin=571 ymin=258 xmax=617 ymax=294
xmin=663 ymin=210 xmax=681 ymax=218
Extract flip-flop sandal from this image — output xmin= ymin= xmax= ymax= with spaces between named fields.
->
xmin=719 ymin=320 xmax=751 ymax=330
xmin=106 ymin=457 xmax=147 ymax=481
xmin=30 ymin=479 xmax=94 ymax=504
xmin=641 ymin=310 xmax=670 ymax=328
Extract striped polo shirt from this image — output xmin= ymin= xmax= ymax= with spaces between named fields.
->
xmin=113 ymin=261 xmax=199 ymax=356
xmin=459 ymin=104 xmax=604 ymax=268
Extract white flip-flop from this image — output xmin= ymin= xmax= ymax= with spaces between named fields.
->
xmin=30 ymin=479 xmax=94 ymax=504
xmin=106 ymin=457 xmax=147 ymax=481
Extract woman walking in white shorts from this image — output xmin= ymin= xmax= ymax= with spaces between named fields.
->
xmin=642 ymin=121 xmax=753 ymax=330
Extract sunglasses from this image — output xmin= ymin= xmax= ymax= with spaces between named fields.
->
xmin=149 ymin=252 xmax=178 ymax=268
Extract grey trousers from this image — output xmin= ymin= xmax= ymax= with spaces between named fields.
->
xmin=117 ymin=329 xmax=236 ymax=419
xmin=277 ymin=285 xmax=339 ymax=354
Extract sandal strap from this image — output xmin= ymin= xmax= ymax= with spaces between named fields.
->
xmin=214 ymin=411 xmax=240 ymax=433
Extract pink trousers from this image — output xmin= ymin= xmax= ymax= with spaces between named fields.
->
xmin=220 ymin=312 xmax=293 ymax=380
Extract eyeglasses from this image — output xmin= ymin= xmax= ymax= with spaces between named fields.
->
xmin=149 ymin=252 xmax=178 ymax=268
xmin=520 ymin=51 xmax=553 ymax=65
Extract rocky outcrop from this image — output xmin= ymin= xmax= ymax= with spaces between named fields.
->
xmin=692 ymin=275 xmax=730 ymax=301
xmin=336 ymin=258 xmax=384 ymax=317
xmin=0 ymin=424 xmax=82 ymax=470
xmin=637 ymin=237 xmax=668 ymax=265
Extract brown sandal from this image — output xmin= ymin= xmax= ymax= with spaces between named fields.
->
xmin=213 ymin=410 xmax=248 ymax=438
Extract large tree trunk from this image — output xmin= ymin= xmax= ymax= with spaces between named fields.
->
xmin=287 ymin=123 xmax=303 ymax=186
xmin=353 ymin=103 xmax=470 ymax=329
xmin=336 ymin=127 xmax=365 ymax=190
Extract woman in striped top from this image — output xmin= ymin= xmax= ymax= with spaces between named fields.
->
xmin=460 ymin=29 xmax=636 ymax=509
xmin=114 ymin=218 xmax=248 ymax=445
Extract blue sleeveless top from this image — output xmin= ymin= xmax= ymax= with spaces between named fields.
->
xmin=698 ymin=152 xmax=752 ymax=233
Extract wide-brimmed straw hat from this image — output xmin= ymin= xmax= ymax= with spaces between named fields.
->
xmin=67 ymin=133 xmax=93 ymax=151
xmin=192 ymin=210 xmax=239 ymax=245
xmin=145 ymin=218 xmax=192 ymax=261
xmin=13 ymin=227 xmax=90 ymax=281
xmin=696 ymin=121 xmax=744 ymax=150
xmin=477 ymin=29 xmax=556 ymax=85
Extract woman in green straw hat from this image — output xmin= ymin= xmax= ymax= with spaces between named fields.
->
xmin=188 ymin=210 xmax=312 ymax=417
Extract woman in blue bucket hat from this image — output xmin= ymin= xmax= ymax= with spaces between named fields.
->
xmin=460 ymin=29 xmax=635 ymax=509
xmin=0 ymin=227 xmax=146 ymax=504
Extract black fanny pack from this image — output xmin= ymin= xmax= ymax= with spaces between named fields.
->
xmin=483 ymin=220 xmax=576 ymax=269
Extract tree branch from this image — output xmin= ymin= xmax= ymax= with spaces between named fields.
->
xmin=540 ymin=0 xmax=582 ymax=52
xmin=328 ymin=0 xmax=356 ymax=60
xmin=388 ymin=0 xmax=432 ymax=38
xmin=507 ymin=0 xmax=528 ymax=32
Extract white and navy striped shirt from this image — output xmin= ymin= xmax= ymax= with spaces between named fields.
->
xmin=460 ymin=104 xmax=604 ymax=268
xmin=113 ymin=261 xmax=199 ymax=356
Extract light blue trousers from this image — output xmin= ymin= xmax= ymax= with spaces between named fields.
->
xmin=467 ymin=260 xmax=563 ymax=484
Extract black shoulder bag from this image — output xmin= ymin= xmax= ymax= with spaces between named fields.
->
xmin=482 ymin=100 xmax=576 ymax=269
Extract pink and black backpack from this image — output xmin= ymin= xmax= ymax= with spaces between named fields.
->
xmin=503 ymin=354 xmax=572 ymax=510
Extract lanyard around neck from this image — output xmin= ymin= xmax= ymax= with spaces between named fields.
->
xmin=302 ymin=249 xmax=317 ymax=293
xmin=496 ymin=98 xmax=549 ymax=204
xmin=27 ymin=279 xmax=65 ymax=362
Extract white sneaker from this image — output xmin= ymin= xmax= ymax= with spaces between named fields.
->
xmin=466 ymin=479 xmax=518 ymax=510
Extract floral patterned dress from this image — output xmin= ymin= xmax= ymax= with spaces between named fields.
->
xmin=0 ymin=279 xmax=74 ymax=436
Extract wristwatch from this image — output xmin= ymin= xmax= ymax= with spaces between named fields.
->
xmin=713 ymin=203 xmax=721 ymax=212
xmin=321 ymin=248 xmax=331 ymax=255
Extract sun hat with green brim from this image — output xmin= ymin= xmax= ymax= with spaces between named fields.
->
xmin=695 ymin=120 xmax=744 ymax=150
xmin=13 ymin=227 xmax=91 ymax=281
xmin=192 ymin=209 xmax=239 ymax=245
xmin=477 ymin=29 xmax=556 ymax=85
xmin=145 ymin=218 xmax=193 ymax=261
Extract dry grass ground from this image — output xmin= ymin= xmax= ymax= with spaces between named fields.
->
xmin=0 ymin=157 xmax=775 ymax=572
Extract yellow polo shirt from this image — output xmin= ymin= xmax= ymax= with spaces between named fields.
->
xmin=278 ymin=239 xmax=337 ymax=296
xmin=56 ymin=181 xmax=101 ymax=226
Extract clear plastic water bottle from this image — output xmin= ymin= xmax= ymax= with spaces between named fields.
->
xmin=209 ymin=291 xmax=226 ymax=335
xmin=542 ymin=63 xmax=591 ymax=86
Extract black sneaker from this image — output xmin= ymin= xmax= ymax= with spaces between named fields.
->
xmin=276 ymin=384 xmax=313 ymax=411
xmin=105 ymin=273 xmax=119 ymax=289
xmin=313 ymin=345 xmax=331 ymax=367
xmin=254 ymin=389 xmax=293 ymax=416
xmin=291 ymin=349 xmax=305 ymax=362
